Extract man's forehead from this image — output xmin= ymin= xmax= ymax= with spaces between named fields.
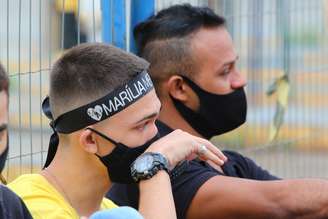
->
xmin=193 ymin=26 xmax=232 ymax=42
xmin=192 ymin=27 xmax=236 ymax=67
xmin=193 ymin=27 xmax=234 ymax=53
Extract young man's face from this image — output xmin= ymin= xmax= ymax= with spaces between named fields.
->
xmin=190 ymin=26 xmax=246 ymax=95
xmin=90 ymin=90 xmax=161 ymax=156
xmin=0 ymin=91 xmax=8 ymax=155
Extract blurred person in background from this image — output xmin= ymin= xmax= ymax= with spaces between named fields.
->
xmin=0 ymin=62 xmax=32 ymax=218
xmin=55 ymin=0 xmax=87 ymax=49
xmin=54 ymin=0 xmax=103 ymax=49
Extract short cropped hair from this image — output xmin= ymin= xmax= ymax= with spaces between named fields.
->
xmin=49 ymin=43 xmax=149 ymax=118
xmin=133 ymin=4 xmax=226 ymax=95
xmin=0 ymin=63 xmax=9 ymax=95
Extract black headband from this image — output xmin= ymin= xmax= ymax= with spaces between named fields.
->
xmin=42 ymin=70 xmax=154 ymax=167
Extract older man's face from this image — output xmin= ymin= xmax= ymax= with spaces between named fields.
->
xmin=190 ymin=26 xmax=246 ymax=95
xmin=0 ymin=91 xmax=8 ymax=155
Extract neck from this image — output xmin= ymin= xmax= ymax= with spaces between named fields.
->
xmin=159 ymin=98 xmax=203 ymax=138
xmin=41 ymin=142 xmax=110 ymax=217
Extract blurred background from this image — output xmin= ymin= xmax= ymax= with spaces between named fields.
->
xmin=0 ymin=0 xmax=327 ymax=181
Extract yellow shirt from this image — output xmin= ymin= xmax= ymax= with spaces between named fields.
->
xmin=8 ymin=174 xmax=117 ymax=219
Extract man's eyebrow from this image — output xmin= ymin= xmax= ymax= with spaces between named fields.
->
xmin=222 ymin=55 xmax=239 ymax=67
xmin=135 ymin=112 xmax=159 ymax=124
xmin=0 ymin=124 xmax=8 ymax=132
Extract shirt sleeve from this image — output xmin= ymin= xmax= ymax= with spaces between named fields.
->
xmin=171 ymin=160 xmax=221 ymax=219
xmin=223 ymin=150 xmax=280 ymax=180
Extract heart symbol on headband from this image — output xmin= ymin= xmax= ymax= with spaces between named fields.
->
xmin=87 ymin=105 xmax=103 ymax=121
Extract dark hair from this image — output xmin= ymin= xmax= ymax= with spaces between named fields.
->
xmin=49 ymin=43 xmax=149 ymax=118
xmin=133 ymin=4 xmax=225 ymax=96
xmin=0 ymin=63 xmax=9 ymax=95
xmin=134 ymin=4 xmax=225 ymax=55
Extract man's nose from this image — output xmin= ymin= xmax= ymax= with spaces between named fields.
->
xmin=231 ymin=70 xmax=247 ymax=89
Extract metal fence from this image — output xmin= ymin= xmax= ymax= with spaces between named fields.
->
xmin=0 ymin=0 xmax=327 ymax=181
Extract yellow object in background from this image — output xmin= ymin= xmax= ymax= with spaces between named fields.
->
xmin=267 ymin=75 xmax=290 ymax=141
xmin=55 ymin=0 xmax=78 ymax=14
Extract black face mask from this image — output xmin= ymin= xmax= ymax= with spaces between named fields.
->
xmin=0 ymin=135 xmax=9 ymax=173
xmin=87 ymin=128 xmax=160 ymax=184
xmin=172 ymin=76 xmax=247 ymax=139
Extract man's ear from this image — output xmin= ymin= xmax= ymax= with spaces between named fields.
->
xmin=79 ymin=129 xmax=98 ymax=154
xmin=166 ymin=75 xmax=190 ymax=102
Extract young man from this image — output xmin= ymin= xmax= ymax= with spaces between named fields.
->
xmin=0 ymin=63 xmax=32 ymax=218
xmin=108 ymin=4 xmax=328 ymax=219
xmin=8 ymin=43 xmax=226 ymax=219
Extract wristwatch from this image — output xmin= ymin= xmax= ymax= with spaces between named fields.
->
xmin=130 ymin=152 xmax=169 ymax=183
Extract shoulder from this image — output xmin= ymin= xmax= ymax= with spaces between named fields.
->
xmin=170 ymin=160 xmax=222 ymax=219
xmin=223 ymin=150 xmax=280 ymax=180
xmin=222 ymin=150 xmax=258 ymax=176
xmin=223 ymin=150 xmax=249 ymax=161
xmin=0 ymin=185 xmax=33 ymax=219
xmin=8 ymin=174 xmax=77 ymax=219
xmin=223 ymin=150 xmax=270 ymax=169
xmin=171 ymin=160 xmax=221 ymax=190
xmin=0 ymin=184 xmax=21 ymax=202
xmin=8 ymin=174 xmax=53 ymax=198
xmin=8 ymin=174 xmax=43 ymax=190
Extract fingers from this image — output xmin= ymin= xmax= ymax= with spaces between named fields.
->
xmin=194 ymin=136 xmax=227 ymax=164
xmin=197 ymin=145 xmax=224 ymax=166
xmin=146 ymin=129 xmax=227 ymax=168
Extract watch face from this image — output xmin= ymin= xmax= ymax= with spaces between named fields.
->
xmin=135 ymin=155 xmax=154 ymax=173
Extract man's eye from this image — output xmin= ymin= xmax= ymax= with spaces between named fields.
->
xmin=136 ymin=122 xmax=148 ymax=131
xmin=221 ymin=68 xmax=230 ymax=76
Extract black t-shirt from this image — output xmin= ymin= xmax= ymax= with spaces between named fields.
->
xmin=0 ymin=185 xmax=32 ymax=219
xmin=107 ymin=121 xmax=279 ymax=219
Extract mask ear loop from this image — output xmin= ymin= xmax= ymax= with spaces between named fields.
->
xmin=179 ymin=74 xmax=203 ymax=92
xmin=85 ymin=127 xmax=118 ymax=145
xmin=85 ymin=127 xmax=122 ymax=160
